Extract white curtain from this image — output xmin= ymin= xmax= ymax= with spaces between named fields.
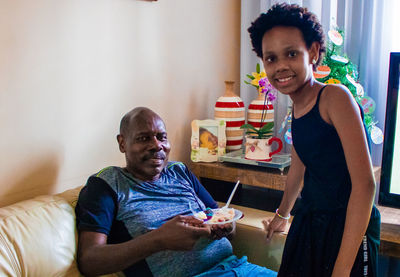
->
xmin=339 ymin=0 xmax=400 ymax=166
xmin=240 ymin=0 xmax=400 ymax=164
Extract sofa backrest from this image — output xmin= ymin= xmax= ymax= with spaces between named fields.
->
xmin=0 ymin=186 xmax=123 ymax=277
xmin=0 ymin=190 xmax=82 ymax=276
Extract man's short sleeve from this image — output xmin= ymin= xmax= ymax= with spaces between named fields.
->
xmin=75 ymin=176 xmax=118 ymax=235
xmin=184 ymin=166 xmax=218 ymax=209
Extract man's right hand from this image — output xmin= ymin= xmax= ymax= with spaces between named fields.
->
xmin=154 ymin=215 xmax=211 ymax=251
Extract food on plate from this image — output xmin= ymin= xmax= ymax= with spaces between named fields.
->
xmin=194 ymin=207 xmax=236 ymax=224
xmin=208 ymin=208 xmax=235 ymax=224
xmin=194 ymin=211 xmax=207 ymax=220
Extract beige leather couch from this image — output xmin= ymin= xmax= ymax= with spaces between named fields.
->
xmin=0 ymin=187 xmax=286 ymax=276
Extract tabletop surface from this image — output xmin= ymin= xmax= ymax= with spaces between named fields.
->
xmin=190 ymin=161 xmax=400 ymax=258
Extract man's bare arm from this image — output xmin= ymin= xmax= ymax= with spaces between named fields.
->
xmin=77 ymin=215 xmax=211 ymax=276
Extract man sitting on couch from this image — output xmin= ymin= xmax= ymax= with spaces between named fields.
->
xmin=75 ymin=107 xmax=277 ymax=277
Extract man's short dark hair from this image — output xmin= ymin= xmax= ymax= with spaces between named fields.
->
xmin=248 ymin=3 xmax=326 ymax=68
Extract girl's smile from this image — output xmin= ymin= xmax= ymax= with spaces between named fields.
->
xmin=275 ymin=75 xmax=295 ymax=86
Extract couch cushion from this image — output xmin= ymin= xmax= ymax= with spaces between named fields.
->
xmin=0 ymin=194 xmax=81 ymax=276
xmin=56 ymin=186 xmax=83 ymax=208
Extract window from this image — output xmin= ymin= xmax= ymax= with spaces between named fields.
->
xmin=379 ymin=52 xmax=400 ymax=208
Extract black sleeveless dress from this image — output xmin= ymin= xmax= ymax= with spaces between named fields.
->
xmin=278 ymin=86 xmax=380 ymax=277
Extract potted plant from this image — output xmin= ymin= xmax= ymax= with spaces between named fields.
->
xmin=241 ymin=64 xmax=282 ymax=161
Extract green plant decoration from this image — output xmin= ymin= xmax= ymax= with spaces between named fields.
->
xmin=240 ymin=122 xmax=274 ymax=139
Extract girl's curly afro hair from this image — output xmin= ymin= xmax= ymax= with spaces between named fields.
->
xmin=248 ymin=3 xmax=326 ymax=68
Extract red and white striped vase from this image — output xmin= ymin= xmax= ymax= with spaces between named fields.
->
xmin=247 ymin=92 xmax=274 ymax=130
xmin=214 ymin=81 xmax=245 ymax=152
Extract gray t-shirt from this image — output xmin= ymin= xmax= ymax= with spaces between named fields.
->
xmin=76 ymin=162 xmax=233 ymax=277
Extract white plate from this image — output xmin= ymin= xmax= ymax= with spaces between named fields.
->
xmin=194 ymin=208 xmax=243 ymax=225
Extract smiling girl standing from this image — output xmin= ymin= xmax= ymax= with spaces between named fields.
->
xmin=248 ymin=4 xmax=380 ymax=277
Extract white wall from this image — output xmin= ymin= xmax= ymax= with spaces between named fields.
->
xmin=0 ymin=0 xmax=241 ymax=206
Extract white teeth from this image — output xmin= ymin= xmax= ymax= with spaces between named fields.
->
xmin=278 ymin=76 xmax=292 ymax=82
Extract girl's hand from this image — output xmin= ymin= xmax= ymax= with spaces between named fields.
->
xmin=262 ymin=215 xmax=289 ymax=242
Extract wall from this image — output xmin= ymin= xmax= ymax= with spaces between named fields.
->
xmin=0 ymin=0 xmax=241 ymax=207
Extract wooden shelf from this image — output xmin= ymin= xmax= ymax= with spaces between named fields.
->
xmin=190 ymin=161 xmax=288 ymax=191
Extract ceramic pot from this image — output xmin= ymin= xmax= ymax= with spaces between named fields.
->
xmin=214 ymin=81 xmax=245 ymax=152
xmin=247 ymin=92 xmax=274 ymax=129
xmin=244 ymin=136 xmax=283 ymax=161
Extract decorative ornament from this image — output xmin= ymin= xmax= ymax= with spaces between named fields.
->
xmin=279 ymin=110 xmax=292 ymax=134
xmin=214 ymin=81 xmax=245 ymax=152
xmin=356 ymin=85 xmax=365 ymax=97
xmin=247 ymin=93 xmax=274 ymax=130
xmin=284 ymin=128 xmax=292 ymax=145
xmin=313 ymin=65 xmax=331 ymax=79
xmin=330 ymin=55 xmax=349 ymax=64
xmin=325 ymin=78 xmax=341 ymax=84
xmin=328 ymin=30 xmax=343 ymax=46
xmin=370 ymin=125 xmax=384 ymax=145
xmin=346 ymin=74 xmax=365 ymax=97
xmin=360 ymin=96 xmax=376 ymax=115
xmin=278 ymin=113 xmax=289 ymax=134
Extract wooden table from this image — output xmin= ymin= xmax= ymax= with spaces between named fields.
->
xmin=190 ymin=161 xmax=400 ymax=258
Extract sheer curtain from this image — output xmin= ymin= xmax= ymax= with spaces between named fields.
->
xmin=240 ymin=0 xmax=400 ymax=164
xmin=341 ymin=0 xmax=400 ymax=166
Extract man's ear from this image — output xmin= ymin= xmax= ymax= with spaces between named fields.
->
xmin=117 ymin=134 xmax=125 ymax=153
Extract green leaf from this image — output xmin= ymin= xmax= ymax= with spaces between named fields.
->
xmin=259 ymin=133 xmax=272 ymax=139
xmin=256 ymin=63 xmax=260 ymax=73
xmin=244 ymin=80 xmax=251 ymax=85
xmin=240 ymin=124 xmax=258 ymax=133
xmin=245 ymin=131 xmax=257 ymax=136
xmin=258 ymin=122 xmax=274 ymax=133
xmin=246 ymin=74 xmax=255 ymax=80
xmin=257 ymin=129 xmax=273 ymax=137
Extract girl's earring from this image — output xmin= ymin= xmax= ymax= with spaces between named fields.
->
xmin=312 ymin=58 xmax=317 ymax=64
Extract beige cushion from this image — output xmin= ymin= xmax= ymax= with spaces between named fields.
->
xmin=0 ymin=186 xmax=119 ymax=277
xmin=0 ymin=194 xmax=81 ymax=276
